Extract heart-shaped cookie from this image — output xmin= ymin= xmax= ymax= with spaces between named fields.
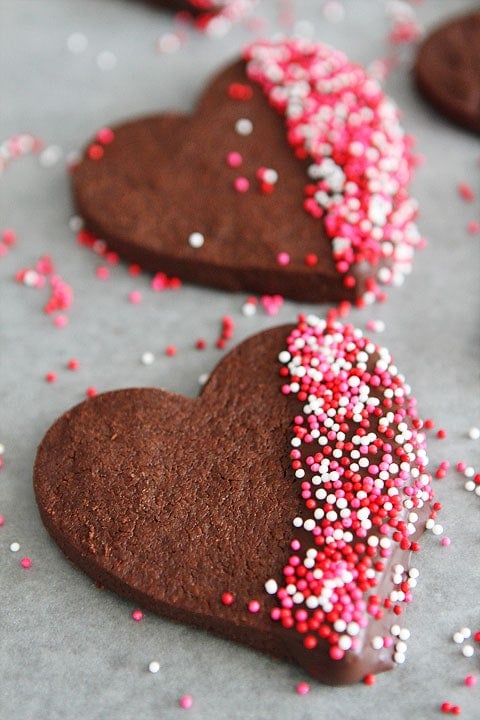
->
xmin=414 ymin=10 xmax=480 ymax=135
xmin=72 ymin=39 xmax=423 ymax=304
xmin=34 ymin=316 xmax=434 ymax=685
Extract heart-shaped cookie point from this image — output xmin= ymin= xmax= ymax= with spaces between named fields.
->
xmin=142 ymin=0 xmax=256 ymax=32
xmin=414 ymin=10 xmax=480 ymax=135
xmin=72 ymin=38 xmax=424 ymax=305
xmin=34 ymin=316 xmax=434 ymax=685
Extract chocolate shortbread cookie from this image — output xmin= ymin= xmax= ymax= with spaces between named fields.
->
xmin=72 ymin=39 xmax=423 ymax=304
xmin=34 ymin=317 xmax=434 ymax=684
xmin=414 ymin=10 xmax=480 ymax=134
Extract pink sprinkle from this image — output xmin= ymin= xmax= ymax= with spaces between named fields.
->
xmin=165 ymin=345 xmax=177 ymax=357
xmin=53 ymin=314 xmax=68 ymax=328
xmin=441 ymin=537 xmax=451 ymax=547
xmin=464 ymin=674 xmax=477 ymax=687
xmin=67 ymin=358 xmax=80 ymax=370
xmin=45 ymin=372 xmax=57 ymax=383
xmin=296 ymin=681 xmax=310 ymax=695
xmin=234 ymin=176 xmax=249 ymax=193
xmin=458 ymin=182 xmax=475 ymax=202
xmin=248 ymin=599 xmax=261 ymax=613
xmin=179 ymin=695 xmax=193 ymax=710
xmin=131 ymin=609 xmax=143 ymax=621
xmin=128 ymin=290 xmax=142 ymax=304
xmin=456 ymin=461 xmax=467 ymax=472
xmin=96 ymin=127 xmax=115 ymax=145
xmin=277 ymin=252 xmax=290 ymax=266
xmin=0 ymin=515 xmax=4 ymax=526
xmin=467 ymin=220 xmax=479 ymax=235
xmin=2 ymin=228 xmax=17 ymax=245
xmin=20 ymin=557 xmax=32 ymax=569
xmin=226 ymin=151 xmax=243 ymax=168
xmin=86 ymin=387 xmax=97 ymax=398
xmin=96 ymin=266 xmax=110 ymax=280
xmin=36 ymin=255 xmax=55 ymax=275
xmin=261 ymin=294 xmax=284 ymax=316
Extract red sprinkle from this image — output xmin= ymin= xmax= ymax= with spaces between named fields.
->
xmin=363 ymin=674 xmax=376 ymax=686
xmin=67 ymin=358 xmax=80 ymax=371
xmin=87 ymin=144 xmax=104 ymax=161
xmin=436 ymin=429 xmax=447 ymax=439
xmin=86 ymin=387 xmax=97 ymax=398
xmin=228 ymin=82 xmax=253 ymax=100
xmin=165 ymin=345 xmax=177 ymax=357
xmin=45 ymin=372 xmax=57 ymax=383
xmin=458 ymin=182 xmax=475 ymax=202
xmin=221 ymin=592 xmax=235 ymax=606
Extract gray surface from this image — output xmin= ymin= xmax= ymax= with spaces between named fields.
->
xmin=1 ymin=1 xmax=479 ymax=718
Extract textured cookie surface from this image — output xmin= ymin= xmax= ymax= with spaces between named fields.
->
xmin=414 ymin=11 xmax=480 ymax=134
xmin=34 ymin=317 xmax=434 ymax=684
xmin=72 ymin=39 xmax=423 ymax=304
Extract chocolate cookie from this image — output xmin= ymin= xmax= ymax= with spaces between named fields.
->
xmin=414 ymin=10 xmax=480 ymax=134
xmin=72 ymin=39 xmax=423 ymax=305
xmin=34 ymin=316 xmax=434 ymax=685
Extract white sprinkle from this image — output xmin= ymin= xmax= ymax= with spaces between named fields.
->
xmin=188 ymin=232 xmax=204 ymax=249
xmin=0 ymin=443 xmax=5 ymax=455
xmin=468 ymin=426 xmax=480 ymax=440
xmin=394 ymin=652 xmax=406 ymax=664
xmin=235 ymin=118 xmax=253 ymax=136
xmin=97 ymin=50 xmax=117 ymax=71
xmin=67 ymin=32 xmax=88 ymax=54
xmin=372 ymin=636 xmax=384 ymax=650
xmin=10 ymin=542 xmax=20 ymax=552
xmin=68 ymin=215 xmax=84 ymax=232
xmin=464 ymin=466 xmax=475 ymax=478
xmin=141 ymin=352 xmax=155 ymax=366
xmin=39 ymin=145 xmax=62 ymax=167
xmin=461 ymin=627 xmax=472 ymax=639
xmin=242 ymin=301 xmax=257 ymax=317
xmin=453 ymin=631 xmax=465 ymax=644
xmin=432 ymin=524 xmax=443 ymax=536
xmin=464 ymin=480 xmax=475 ymax=492
xmin=198 ymin=373 xmax=209 ymax=386
xmin=462 ymin=644 xmax=475 ymax=658
xmin=156 ymin=32 xmax=182 ymax=54
xmin=264 ymin=579 xmax=278 ymax=595
xmin=148 ymin=661 xmax=160 ymax=674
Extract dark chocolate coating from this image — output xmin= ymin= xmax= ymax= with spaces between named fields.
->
xmin=414 ymin=10 xmax=480 ymax=135
xmin=34 ymin=325 xmax=431 ymax=685
xmin=72 ymin=59 xmax=357 ymax=304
